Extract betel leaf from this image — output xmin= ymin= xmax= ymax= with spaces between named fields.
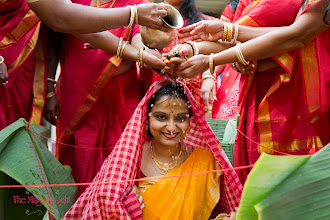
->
xmin=0 ymin=119 xmax=77 ymax=219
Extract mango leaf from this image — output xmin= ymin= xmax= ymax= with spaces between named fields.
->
xmin=0 ymin=118 xmax=77 ymax=219
xmin=255 ymin=143 xmax=330 ymax=220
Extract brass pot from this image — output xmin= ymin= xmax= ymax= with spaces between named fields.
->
xmin=140 ymin=3 xmax=184 ymax=49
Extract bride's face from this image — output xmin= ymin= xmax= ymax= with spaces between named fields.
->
xmin=148 ymin=95 xmax=190 ymax=147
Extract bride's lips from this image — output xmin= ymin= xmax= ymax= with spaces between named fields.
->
xmin=162 ymin=132 xmax=179 ymax=139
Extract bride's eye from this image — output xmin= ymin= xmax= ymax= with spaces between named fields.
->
xmin=176 ymin=115 xmax=187 ymax=122
xmin=155 ymin=115 xmax=167 ymax=121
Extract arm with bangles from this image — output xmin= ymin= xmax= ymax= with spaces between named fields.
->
xmin=77 ymin=31 xmax=165 ymax=71
xmin=27 ymin=0 xmax=169 ymax=34
xmin=167 ymin=0 xmax=329 ymax=79
xmin=43 ymin=25 xmax=61 ymax=126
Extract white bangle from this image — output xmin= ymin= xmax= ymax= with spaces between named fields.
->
xmin=124 ymin=5 xmax=135 ymax=28
xmin=0 ymin=55 xmax=4 ymax=64
xmin=231 ymin=23 xmax=239 ymax=44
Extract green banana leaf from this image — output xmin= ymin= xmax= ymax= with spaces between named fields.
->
xmin=0 ymin=119 xmax=77 ymax=220
xmin=236 ymin=143 xmax=330 ymax=220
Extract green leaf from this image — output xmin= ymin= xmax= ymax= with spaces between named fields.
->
xmin=255 ymin=143 xmax=330 ymax=220
xmin=236 ymin=153 xmax=311 ymax=220
xmin=0 ymin=119 xmax=77 ymax=219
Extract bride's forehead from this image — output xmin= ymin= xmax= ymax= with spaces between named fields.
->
xmin=153 ymin=96 xmax=188 ymax=109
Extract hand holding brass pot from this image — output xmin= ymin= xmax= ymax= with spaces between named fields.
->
xmin=140 ymin=3 xmax=184 ymax=49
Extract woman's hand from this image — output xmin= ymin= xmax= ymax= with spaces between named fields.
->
xmin=179 ymin=20 xmax=224 ymax=42
xmin=143 ymin=50 xmax=166 ymax=74
xmin=164 ymin=54 xmax=209 ymax=79
xmin=201 ymin=76 xmax=217 ymax=110
xmin=43 ymin=94 xmax=60 ymax=126
xmin=0 ymin=60 xmax=9 ymax=87
xmin=230 ymin=61 xmax=257 ymax=74
xmin=137 ymin=3 xmax=171 ymax=32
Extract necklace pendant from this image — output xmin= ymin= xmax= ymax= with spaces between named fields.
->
xmin=163 ymin=163 xmax=170 ymax=171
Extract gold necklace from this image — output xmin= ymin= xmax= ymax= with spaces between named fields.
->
xmin=150 ymin=141 xmax=182 ymax=174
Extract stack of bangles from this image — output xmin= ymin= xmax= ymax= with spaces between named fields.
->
xmin=124 ymin=5 xmax=138 ymax=28
xmin=222 ymin=22 xmax=239 ymax=44
xmin=202 ymin=53 xmax=216 ymax=82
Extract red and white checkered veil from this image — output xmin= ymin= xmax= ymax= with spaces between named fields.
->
xmin=63 ymin=80 xmax=242 ymax=219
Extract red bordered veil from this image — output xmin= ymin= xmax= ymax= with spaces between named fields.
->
xmin=63 ymin=80 xmax=242 ymax=219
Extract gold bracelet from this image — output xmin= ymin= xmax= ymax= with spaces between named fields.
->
xmin=119 ymin=41 xmax=128 ymax=58
xmin=209 ymin=53 xmax=215 ymax=75
xmin=0 ymin=55 xmax=4 ymax=64
xmin=46 ymin=91 xmax=56 ymax=99
xmin=202 ymin=74 xmax=216 ymax=82
xmin=222 ymin=22 xmax=228 ymax=42
xmin=116 ymin=37 xmax=123 ymax=58
xmin=226 ymin=23 xmax=233 ymax=42
xmin=235 ymin=43 xmax=249 ymax=65
xmin=139 ymin=47 xmax=144 ymax=67
xmin=134 ymin=5 xmax=138 ymax=25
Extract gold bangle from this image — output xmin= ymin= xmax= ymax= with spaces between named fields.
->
xmin=222 ymin=22 xmax=228 ymax=42
xmin=46 ymin=91 xmax=56 ymax=99
xmin=226 ymin=23 xmax=233 ymax=42
xmin=119 ymin=41 xmax=128 ymax=58
xmin=116 ymin=37 xmax=123 ymax=58
xmin=139 ymin=47 xmax=144 ymax=67
xmin=134 ymin=5 xmax=138 ymax=25
xmin=0 ymin=55 xmax=4 ymax=64
xmin=202 ymin=74 xmax=216 ymax=82
xmin=235 ymin=43 xmax=249 ymax=65
xmin=209 ymin=53 xmax=215 ymax=75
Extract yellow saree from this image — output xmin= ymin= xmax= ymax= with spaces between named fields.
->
xmin=139 ymin=147 xmax=222 ymax=220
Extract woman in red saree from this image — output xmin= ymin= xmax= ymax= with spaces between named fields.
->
xmin=0 ymin=0 xmax=46 ymax=129
xmin=55 ymin=0 xmax=163 ymax=198
xmin=63 ymin=80 xmax=242 ymax=219
xmin=166 ymin=0 xmax=329 ymax=183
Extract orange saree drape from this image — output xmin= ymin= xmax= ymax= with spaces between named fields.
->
xmin=56 ymin=0 xmax=149 ymax=197
xmin=235 ymin=0 xmax=328 ymax=183
xmin=0 ymin=0 xmax=45 ymax=129
xmin=140 ymin=147 xmax=222 ymax=220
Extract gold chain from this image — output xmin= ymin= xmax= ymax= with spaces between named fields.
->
xmin=150 ymin=141 xmax=182 ymax=174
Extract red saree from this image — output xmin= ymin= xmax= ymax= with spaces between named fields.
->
xmin=0 ymin=0 xmax=45 ymax=129
xmin=56 ymin=0 xmax=149 ymax=197
xmin=235 ymin=0 xmax=328 ymax=183
xmin=63 ymin=80 xmax=242 ymax=219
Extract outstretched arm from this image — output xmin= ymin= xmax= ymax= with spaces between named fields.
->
xmin=27 ymin=0 xmax=168 ymax=34
xmin=174 ymin=0 xmax=329 ymax=78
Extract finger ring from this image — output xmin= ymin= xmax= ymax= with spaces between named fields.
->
xmin=1 ymin=81 xmax=8 ymax=86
